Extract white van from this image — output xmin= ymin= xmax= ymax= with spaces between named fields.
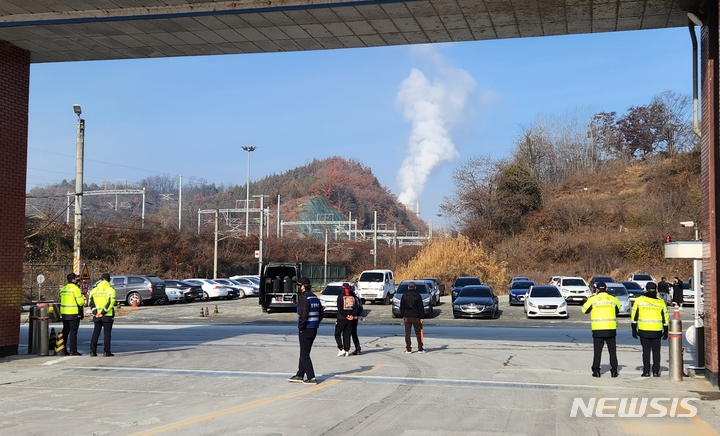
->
xmin=356 ymin=269 xmax=395 ymax=304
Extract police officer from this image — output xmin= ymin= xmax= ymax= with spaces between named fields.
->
xmin=582 ymin=282 xmax=621 ymax=377
xmin=59 ymin=273 xmax=84 ymax=356
xmin=288 ymin=277 xmax=323 ymax=384
xmin=88 ymin=273 xmax=116 ymax=357
xmin=631 ymin=282 xmax=669 ymax=377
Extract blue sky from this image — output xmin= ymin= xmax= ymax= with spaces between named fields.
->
xmin=27 ymin=27 xmax=692 ymax=225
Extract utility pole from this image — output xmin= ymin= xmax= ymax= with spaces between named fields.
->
xmin=213 ymin=209 xmax=218 ymax=279
xmin=72 ymin=104 xmax=84 ymax=276
xmin=242 ymin=145 xmax=256 ymax=236
xmin=254 ymin=195 xmax=267 ymax=275
xmin=373 ymin=211 xmax=377 ymax=268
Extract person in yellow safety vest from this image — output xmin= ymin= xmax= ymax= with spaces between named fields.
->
xmin=59 ymin=273 xmax=84 ymax=356
xmin=581 ymin=282 xmax=621 ymax=378
xmin=88 ymin=273 xmax=116 ymax=357
xmin=631 ymin=282 xmax=669 ymax=377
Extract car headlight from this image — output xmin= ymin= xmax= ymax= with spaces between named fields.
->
xmin=559 ymin=301 xmax=567 ymax=307
xmin=453 ymin=305 xmax=460 ymax=309
xmin=528 ymin=301 xmax=536 ymax=307
xmin=423 ymin=297 xmax=430 ymax=304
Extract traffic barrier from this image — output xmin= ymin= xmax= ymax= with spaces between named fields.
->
xmin=48 ymin=328 xmax=57 ymax=354
xmin=199 ymin=307 xmax=205 ymax=317
xmin=37 ymin=307 xmax=49 ymax=356
xmin=28 ymin=306 xmax=39 ymax=354
xmin=54 ymin=330 xmax=65 ymax=355
xmin=205 ymin=307 xmax=210 ymax=317
xmin=669 ymin=304 xmax=683 ymax=382
xmin=214 ymin=305 xmax=218 ymax=314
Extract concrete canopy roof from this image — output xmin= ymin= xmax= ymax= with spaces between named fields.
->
xmin=0 ymin=0 xmax=701 ymax=63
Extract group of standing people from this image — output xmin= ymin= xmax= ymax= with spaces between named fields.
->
xmin=58 ymin=272 xmax=116 ymax=357
xmin=657 ymin=276 xmax=685 ymax=306
xmin=582 ymin=281 xmax=669 ymax=377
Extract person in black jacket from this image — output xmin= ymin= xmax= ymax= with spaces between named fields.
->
xmin=334 ymin=283 xmax=357 ymax=357
xmin=671 ymin=277 xmax=684 ymax=306
xmin=400 ymin=282 xmax=425 ymax=353
xmin=657 ymin=277 xmax=670 ymax=304
xmin=288 ymin=277 xmax=323 ymax=384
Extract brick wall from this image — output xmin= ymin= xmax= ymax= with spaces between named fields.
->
xmin=0 ymin=42 xmax=30 ymax=357
xmin=701 ymin=1 xmax=720 ymax=386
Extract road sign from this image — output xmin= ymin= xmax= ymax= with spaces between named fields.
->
xmin=254 ymin=250 xmax=260 ymax=258
xmin=80 ymin=263 xmax=91 ymax=280
xmin=36 ymin=274 xmax=45 ymax=284
xmin=81 ymin=281 xmax=89 ymax=296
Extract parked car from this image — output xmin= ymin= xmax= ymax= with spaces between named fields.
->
xmin=524 ymin=285 xmax=568 ymax=318
xmin=422 ymin=279 xmax=441 ymax=305
xmin=621 ymin=281 xmax=646 ymax=303
xmin=214 ymin=278 xmax=253 ymax=298
xmin=163 ymin=279 xmax=203 ymax=303
xmin=452 ymin=285 xmax=499 ymax=319
xmin=558 ymin=277 xmax=591 ymax=304
xmin=589 ymin=276 xmax=615 ymax=290
xmin=510 ymin=276 xmax=531 ymax=283
xmin=548 ymin=276 xmax=562 ymax=286
xmin=163 ymin=286 xmax=185 ymax=303
xmin=183 ymin=278 xmax=229 ymax=300
xmin=628 ymin=273 xmax=655 ymax=290
xmin=391 ymin=280 xmax=433 ymax=318
xmin=421 ymin=277 xmax=446 ymax=296
xmin=604 ymin=282 xmax=632 ymax=316
xmin=451 ymin=276 xmax=482 ymax=301
xmin=508 ymin=280 xmax=535 ymax=306
xmin=106 ymin=275 xmax=167 ymax=306
xmin=356 ymin=269 xmax=395 ymax=305
xmin=227 ymin=277 xmax=260 ymax=296
xmin=318 ymin=282 xmax=358 ymax=314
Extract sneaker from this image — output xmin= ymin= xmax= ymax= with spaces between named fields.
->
xmin=418 ymin=349 xmax=426 ymax=354
xmin=303 ymin=378 xmax=318 ymax=384
xmin=337 ymin=349 xmax=345 ymax=357
xmin=287 ymin=375 xmax=304 ymax=383
xmin=352 ymin=350 xmax=361 ymax=355
xmin=405 ymin=350 xmax=413 ymax=354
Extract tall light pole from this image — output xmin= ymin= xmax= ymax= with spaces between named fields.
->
xmin=72 ymin=104 xmax=84 ymax=276
xmin=242 ymin=145 xmax=256 ymax=236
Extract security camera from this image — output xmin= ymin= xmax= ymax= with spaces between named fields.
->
xmin=72 ymin=104 xmax=81 ymax=116
xmin=680 ymin=221 xmax=695 ymax=228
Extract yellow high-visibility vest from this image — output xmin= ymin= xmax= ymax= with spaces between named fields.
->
xmin=59 ymin=283 xmax=83 ymax=315
xmin=582 ymin=292 xmax=620 ymax=330
xmin=88 ymin=280 xmax=116 ymax=317
xmin=631 ymin=296 xmax=668 ymax=331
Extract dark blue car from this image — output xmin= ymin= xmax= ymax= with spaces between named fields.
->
xmin=508 ymin=280 xmax=535 ymax=305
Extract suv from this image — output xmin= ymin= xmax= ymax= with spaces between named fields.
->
xmin=628 ymin=273 xmax=655 ymax=290
xmin=391 ymin=280 xmax=433 ymax=318
xmin=355 ymin=269 xmax=395 ymax=304
xmin=107 ymin=275 xmax=166 ymax=306
xmin=557 ymin=276 xmax=591 ymax=304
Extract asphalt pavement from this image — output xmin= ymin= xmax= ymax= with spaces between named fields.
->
xmin=2 ymin=296 xmax=717 ymax=435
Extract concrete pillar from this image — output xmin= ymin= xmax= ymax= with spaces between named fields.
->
xmin=701 ymin=0 xmax=720 ymax=386
xmin=0 ymin=42 xmax=30 ymax=357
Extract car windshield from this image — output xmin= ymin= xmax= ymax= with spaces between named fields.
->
xmin=561 ymin=279 xmax=585 ymax=286
xmin=606 ymin=285 xmax=628 ymax=297
xmin=228 ymin=279 xmax=244 ymax=286
xmin=321 ymin=285 xmax=343 ymax=296
xmin=459 ymin=287 xmax=492 ymax=298
xmin=511 ymin=281 xmax=535 ymax=289
xmin=359 ymin=272 xmax=384 ymax=282
xmin=530 ymin=287 xmax=562 ymax=298
xmin=454 ymin=277 xmax=481 ymax=287
xmin=395 ymin=284 xmax=429 ymax=297
xmin=633 ymin=274 xmax=653 ymax=281
xmin=594 ymin=277 xmax=613 ymax=283
xmin=621 ymin=281 xmax=643 ymax=290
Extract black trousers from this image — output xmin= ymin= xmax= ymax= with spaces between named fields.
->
xmin=61 ymin=316 xmax=80 ymax=353
xmin=90 ymin=316 xmax=114 ymax=354
xmin=592 ymin=335 xmax=618 ymax=372
xmin=351 ymin=319 xmax=361 ymax=352
xmin=403 ymin=317 xmax=423 ymax=351
xmin=334 ymin=319 xmax=352 ymax=351
xmin=640 ymin=336 xmax=662 ymax=373
xmin=295 ymin=328 xmax=317 ymax=380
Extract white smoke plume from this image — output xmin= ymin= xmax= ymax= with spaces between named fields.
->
xmin=396 ymin=48 xmax=476 ymax=205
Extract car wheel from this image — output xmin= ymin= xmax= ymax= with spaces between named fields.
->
xmin=237 ymin=289 xmax=245 ymax=299
xmin=156 ymin=296 xmax=167 ymax=305
xmin=201 ymin=291 xmax=209 ymax=301
xmin=453 ymin=314 xmax=459 ymax=319
xmin=126 ymin=292 xmax=141 ymax=306
xmin=383 ymin=294 xmax=391 ymax=305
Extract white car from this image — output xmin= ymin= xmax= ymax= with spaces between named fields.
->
xmin=628 ymin=273 xmax=655 ymax=291
xmin=318 ymin=282 xmax=358 ymax=314
xmin=227 ymin=277 xmax=260 ymax=296
xmin=163 ymin=287 xmax=185 ymax=303
xmin=214 ymin=278 xmax=255 ymax=298
xmin=524 ymin=285 xmax=568 ymax=318
xmin=605 ymin=283 xmax=632 ymax=316
xmin=558 ymin=277 xmax=591 ymax=304
xmin=184 ymin=278 xmax=229 ymax=300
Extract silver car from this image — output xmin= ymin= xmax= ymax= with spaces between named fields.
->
xmin=604 ymin=283 xmax=632 ymax=316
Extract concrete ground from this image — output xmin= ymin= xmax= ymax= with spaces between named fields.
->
xmin=1 ymin=303 xmax=719 ymax=436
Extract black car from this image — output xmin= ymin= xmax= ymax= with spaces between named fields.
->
xmin=421 ymin=277 xmax=446 ymax=296
xmin=453 ymin=285 xmax=499 ymax=319
xmin=590 ymin=276 xmax=615 ymax=290
xmin=164 ymin=280 xmax=203 ymax=303
xmin=620 ymin=281 xmax=645 ymax=302
xmin=451 ymin=276 xmax=482 ymax=301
